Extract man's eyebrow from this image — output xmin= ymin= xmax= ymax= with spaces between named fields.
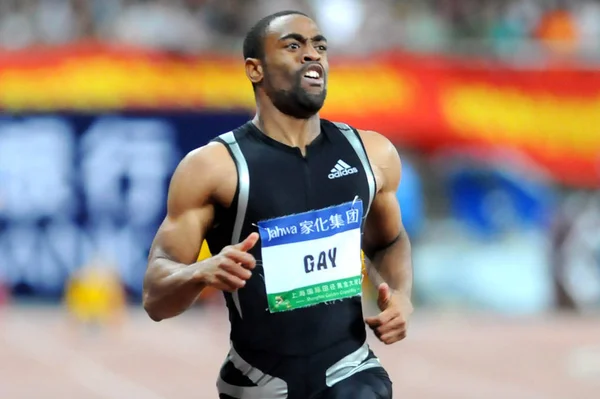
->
xmin=279 ymin=33 xmax=328 ymax=43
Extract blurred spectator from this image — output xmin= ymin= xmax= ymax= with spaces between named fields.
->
xmin=398 ymin=0 xmax=450 ymax=53
xmin=0 ymin=0 xmax=36 ymax=49
xmin=505 ymin=0 xmax=543 ymax=36
xmin=244 ymin=0 xmax=313 ymax=34
xmin=574 ymin=0 xmax=600 ymax=54
xmin=33 ymin=0 xmax=80 ymax=45
xmin=109 ymin=0 xmax=213 ymax=53
xmin=87 ymin=0 xmax=124 ymax=39
xmin=534 ymin=0 xmax=578 ymax=54
xmin=0 ymin=0 xmax=598 ymax=61
xmin=488 ymin=2 xmax=528 ymax=56
xmin=309 ymin=0 xmax=365 ymax=50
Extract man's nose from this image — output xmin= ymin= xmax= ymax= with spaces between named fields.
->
xmin=302 ymin=46 xmax=321 ymax=63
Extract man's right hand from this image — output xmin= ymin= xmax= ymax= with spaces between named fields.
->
xmin=195 ymin=233 xmax=259 ymax=292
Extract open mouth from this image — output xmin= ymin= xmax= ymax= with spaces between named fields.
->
xmin=304 ymin=70 xmax=321 ymax=80
xmin=302 ymin=64 xmax=324 ymax=84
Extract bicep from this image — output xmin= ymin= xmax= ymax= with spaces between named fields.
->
xmin=149 ymin=207 xmax=212 ymax=265
xmin=362 ymin=189 xmax=404 ymax=256
xmin=148 ymin=149 xmax=218 ymax=266
xmin=361 ymin=135 xmax=404 ymax=254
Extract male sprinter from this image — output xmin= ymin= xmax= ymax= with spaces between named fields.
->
xmin=143 ymin=10 xmax=413 ymax=399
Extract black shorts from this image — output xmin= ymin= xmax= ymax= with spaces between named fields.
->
xmin=217 ymin=340 xmax=392 ymax=399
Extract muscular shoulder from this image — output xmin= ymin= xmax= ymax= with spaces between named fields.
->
xmin=167 ymin=141 xmax=237 ymax=217
xmin=357 ymin=129 xmax=402 ymax=193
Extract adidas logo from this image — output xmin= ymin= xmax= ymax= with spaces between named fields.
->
xmin=328 ymin=159 xmax=358 ymax=180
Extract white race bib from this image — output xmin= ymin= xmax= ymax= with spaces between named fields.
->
xmin=257 ymin=200 xmax=364 ymax=313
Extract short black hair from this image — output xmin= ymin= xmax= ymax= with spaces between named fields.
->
xmin=243 ymin=10 xmax=309 ymax=61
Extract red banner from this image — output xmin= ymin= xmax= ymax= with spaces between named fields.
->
xmin=0 ymin=43 xmax=598 ymax=187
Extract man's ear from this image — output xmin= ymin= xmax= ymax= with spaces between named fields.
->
xmin=245 ymin=58 xmax=264 ymax=85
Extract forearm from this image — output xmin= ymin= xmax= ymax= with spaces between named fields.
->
xmin=142 ymin=258 xmax=206 ymax=321
xmin=366 ymin=231 xmax=413 ymax=298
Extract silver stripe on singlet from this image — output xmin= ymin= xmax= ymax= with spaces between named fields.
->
xmin=332 ymin=122 xmax=376 ymax=216
xmin=325 ymin=341 xmax=382 ymax=387
xmin=217 ymin=344 xmax=288 ymax=399
xmin=216 ymin=341 xmax=381 ymax=397
xmin=218 ymin=131 xmax=250 ymax=319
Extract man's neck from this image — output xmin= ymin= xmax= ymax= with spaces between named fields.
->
xmin=252 ymin=108 xmax=321 ymax=154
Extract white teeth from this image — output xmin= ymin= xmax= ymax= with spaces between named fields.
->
xmin=305 ymin=71 xmax=320 ymax=79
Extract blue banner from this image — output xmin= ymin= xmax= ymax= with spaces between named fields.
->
xmin=0 ymin=112 xmax=251 ymax=299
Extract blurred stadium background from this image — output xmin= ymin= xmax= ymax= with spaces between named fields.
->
xmin=0 ymin=0 xmax=599 ymax=398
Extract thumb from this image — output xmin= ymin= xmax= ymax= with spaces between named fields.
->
xmin=377 ymin=283 xmax=391 ymax=310
xmin=234 ymin=232 xmax=260 ymax=252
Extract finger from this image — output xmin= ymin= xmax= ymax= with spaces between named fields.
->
xmin=379 ymin=307 xmax=399 ymax=324
xmin=380 ymin=329 xmax=407 ymax=345
xmin=215 ymin=272 xmax=246 ymax=292
xmin=365 ymin=308 xmax=398 ymax=329
xmin=377 ymin=283 xmax=391 ymax=310
xmin=233 ymin=232 xmax=260 ymax=252
xmin=219 ymin=258 xmax=253 ymax=280
xmin=377 ymin=316 xmax=404 ymax=334
xmin=365 ymin=316 xmax=381 ymax=329
xmin=376 ymin=316 xmax=405 ymax=336
xmin=220 ymin=249 xmax=256 ymax=269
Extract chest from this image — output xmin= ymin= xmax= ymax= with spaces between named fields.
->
xmin=243 ymin=143 xmax=370 ymax=223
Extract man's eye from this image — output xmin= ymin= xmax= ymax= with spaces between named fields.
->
xmin=288 ymin=43 xmax=300 ymax=50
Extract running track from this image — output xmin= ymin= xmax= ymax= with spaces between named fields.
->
xmin=1 ymin=302 xmax=598 ymax=399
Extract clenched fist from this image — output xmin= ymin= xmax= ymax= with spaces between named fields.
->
xmin=365 ymin=283 xmax=413 ymax=345
xmin=195 ymin=233 xmax=259 ymax=292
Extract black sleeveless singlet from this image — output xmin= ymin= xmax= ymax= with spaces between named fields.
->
xmin=206 ymin=119 xmax=377 ymax=357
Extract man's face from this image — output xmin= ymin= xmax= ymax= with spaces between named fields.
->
xmin=252 ymin=15 xmax=329 ymax=119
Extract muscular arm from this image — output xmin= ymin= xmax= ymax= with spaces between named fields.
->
xmin=142 ymin=143 xmax=232 ymax=322
xmin=360 ymin=130 xmax=413 ymax=299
